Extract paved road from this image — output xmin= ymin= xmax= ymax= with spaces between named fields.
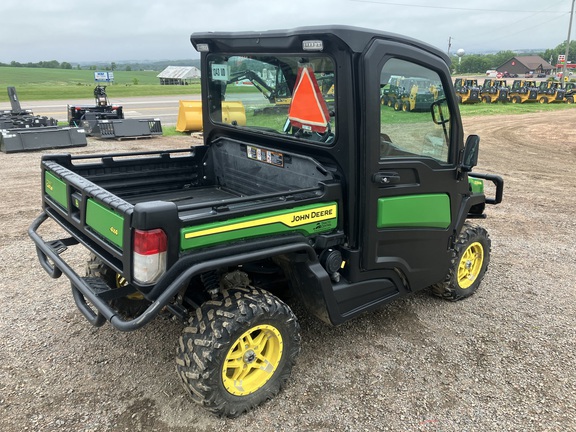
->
xmin=0 ymin=94 xmax=201 ymax=126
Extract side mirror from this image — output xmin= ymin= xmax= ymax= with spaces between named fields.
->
xmin=431 ymin=98 xmax=450 ymax=125
xmin=462 ymin=135 xmax=480 ymax=172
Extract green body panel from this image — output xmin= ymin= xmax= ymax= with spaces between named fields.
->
xmin=44 ymin=171 xmax=68 ymax=210
xmin=377 ymin=194 xmax=450 ymax=228
xmin=86 ymin=199 xmax=124 ymax=248
xmin=181 ymin=202 xmax=338 ymax=251
xmin=468 ymin=177 xmax=484 ymax=194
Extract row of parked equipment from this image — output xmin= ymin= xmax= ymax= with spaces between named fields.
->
xmin=380 ymin=76 xmax=576 ymax=112
xmin=454 ymin=78 xmax=576 ymax=105
xmin=1 ymin=86 xmax=162 ymax=153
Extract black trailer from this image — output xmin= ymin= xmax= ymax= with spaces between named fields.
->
xmin=67 ymin=86 xmax=162 ymax=139
xmin=0 ymin=87 xmax=87 ymax=153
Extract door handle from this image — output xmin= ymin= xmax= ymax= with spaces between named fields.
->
xmin=372 ymin=172 xmax=400 ymax=185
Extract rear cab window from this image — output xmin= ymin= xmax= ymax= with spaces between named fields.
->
xmin=206 ymin=54 xmax=336 ymax=145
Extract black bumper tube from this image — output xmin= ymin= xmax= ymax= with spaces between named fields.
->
xmin=29 ymin=211 xmax=318 ymax=332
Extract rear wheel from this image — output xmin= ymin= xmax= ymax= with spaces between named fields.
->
xmin=176 ymin=286 xmax=301 ymax=418
xmin=432 ymin=223 xmax=491 ymax=301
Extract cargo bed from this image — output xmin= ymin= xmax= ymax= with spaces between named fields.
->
xmin=41 ymin=138 xmax=336 ymax=253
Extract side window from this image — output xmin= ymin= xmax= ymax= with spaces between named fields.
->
xmin=379 ymin=58 xmax=450 ymax=163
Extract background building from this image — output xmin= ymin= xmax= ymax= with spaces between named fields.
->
xmin=496 ymin=56 xmax=553 ymax=75
xmin=157 ymin=66 xmax=200 ymax=85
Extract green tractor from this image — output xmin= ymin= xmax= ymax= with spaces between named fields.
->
xmin=381 ymin=75 xmax=402 ymax=108
xmin=393 ymin=78 xmax=444 ymax=112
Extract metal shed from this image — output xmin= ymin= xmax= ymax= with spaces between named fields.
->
xmin=157 ymin=66 xmax=201 ymax=85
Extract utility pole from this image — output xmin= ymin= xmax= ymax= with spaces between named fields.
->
xmin=447 ymin=36 xmax=452 ymax=55
xmin=562 ymin=0 xmax=575 ymax=81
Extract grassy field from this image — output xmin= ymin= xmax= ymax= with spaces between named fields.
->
xmin=0 ymin=67 xmax=200 ymax=101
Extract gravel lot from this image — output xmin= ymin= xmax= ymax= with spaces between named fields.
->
xmin=1 ymin=110 xmax=575 ymax=431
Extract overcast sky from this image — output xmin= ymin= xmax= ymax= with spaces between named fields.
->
xmin=0 ymin=0 xmax=573 ymax=63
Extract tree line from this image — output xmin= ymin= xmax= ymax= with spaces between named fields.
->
xmin=0 ymin=58 xmax=201 ymax=72
xmin=451 ymin=41 xmax=576 ymax=74
xmin=0 ymin=60 xmax=75 ymax=69
xmin=2 ymin=41 xmax=574 ymax=75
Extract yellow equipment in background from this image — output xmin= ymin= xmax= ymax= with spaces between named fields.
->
xmin=176 ymin=100 xmax=246 ymax=132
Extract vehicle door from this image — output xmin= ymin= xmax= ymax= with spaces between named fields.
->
xmin=361 ymin=40 xmax=467 ymax=290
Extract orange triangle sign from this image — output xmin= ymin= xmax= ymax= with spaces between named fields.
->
xmin=288 ymin=67 xmax=330 ymax=133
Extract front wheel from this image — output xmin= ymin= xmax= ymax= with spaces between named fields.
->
xmin=432 ymin=223 xmax=491 ymax=301
xmin=176 ymin=286 xmax=301 ymax=417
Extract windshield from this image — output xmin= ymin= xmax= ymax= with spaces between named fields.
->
xmin=206 ymin=54 xmax=336 ymax=144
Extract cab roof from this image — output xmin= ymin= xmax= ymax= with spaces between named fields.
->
xmin=190 ymin=25 xmax=450 ymax=65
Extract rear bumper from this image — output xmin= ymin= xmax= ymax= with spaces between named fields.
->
xmin=29 ymin=211 xmax=319 ymax=331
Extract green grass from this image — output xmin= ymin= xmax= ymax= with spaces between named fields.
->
xmin=380 ymin=100 xmax=576 ymax=122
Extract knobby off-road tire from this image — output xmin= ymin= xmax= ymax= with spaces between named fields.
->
xmin=85 ymin=253 xmax=148 ymax=318
xmin=86 ymin=253 xmax=126 ymax=287
xmin=432 ymin=223 xmax=491 ymax=301
xmin=176 ymin=286 xmax=301 ymax=418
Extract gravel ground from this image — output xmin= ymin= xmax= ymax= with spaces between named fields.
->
xmin=1 ymin=110 xmax=575 ymax=431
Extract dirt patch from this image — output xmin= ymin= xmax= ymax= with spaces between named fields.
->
xmin=1 ymin=111 xmax=575 ymax=431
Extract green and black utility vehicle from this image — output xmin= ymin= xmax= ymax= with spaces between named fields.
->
xmin=29 ymin=26 xmax=503 ymax=418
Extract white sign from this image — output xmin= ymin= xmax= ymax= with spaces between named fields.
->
xmin=94 ymin=71 xmax=114 ymax=82
xmin=211 ymin=64 xmax=229 ymax=81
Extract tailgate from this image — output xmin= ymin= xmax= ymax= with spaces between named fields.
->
xmin=42 ymin=156 xmax=133 ymax=261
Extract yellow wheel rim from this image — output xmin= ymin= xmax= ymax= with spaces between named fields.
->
xmin=457 ymin=242 xmax=484 ymax=289
xmin=115 ymin=274 xmax=144 ymax=300
xmin=222 ymin=324 xmax=283 ymax=396
xmin=115 ymin=274 xmax=128 ymax=288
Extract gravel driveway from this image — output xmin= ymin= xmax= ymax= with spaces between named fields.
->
xmin=1 ymin=110 xmax=575 ymax=431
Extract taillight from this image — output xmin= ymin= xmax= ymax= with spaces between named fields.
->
xmin=133 ymin=228 xmax=167 ymax=284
